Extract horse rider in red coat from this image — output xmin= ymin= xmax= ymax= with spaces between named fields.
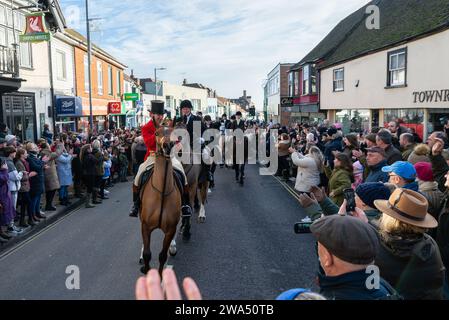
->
xmin=129 ymin=100 xmax=191 ymax=217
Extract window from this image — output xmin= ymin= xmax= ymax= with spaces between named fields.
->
xmin=388 ymin=48 xmax=406 ymax=87
xmin=333 ymin=68 xmax=344 ymax=92
xmin=97 ymin=61 xmax=103 ymax=95
xmin=0 ymin=26 xmax=6 ymax=46
xmin=302 ymin=65 xmax=310 ymax=95
xmin=84 ymin=55 xmax=89 ymax=92
xmin=288 ymin=72 xmax=294 ymax=97
xmin=108 ymin=66 xmax=113 ymax=95
xmin=6 ymin=8 xmax=11 ymax=27
xmin=294 ymin=71 xmax=299 ymax=96
xmin=311 ymin=65 xmax=317 ymax=94
xmin=0 ymin=6 xmax=5 ymax=26
xmin=56 ymin=50 xmax=66 ymax=80
xmin=19 ymin=42 xmax=32 ymax=68
xmin=116 ymin=70 xmax=121 ymax=95
xmin=7 ymin=29 xmax=14 ymax=46
xmin=192 ymin=99 xmax=201 ymax=111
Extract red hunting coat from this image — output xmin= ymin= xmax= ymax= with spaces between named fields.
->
xmin=141 ymin=119 xmax=157 ymax=161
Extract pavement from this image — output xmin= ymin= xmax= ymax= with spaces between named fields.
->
xmin=0 ymin=165 xmax=318 ymax=300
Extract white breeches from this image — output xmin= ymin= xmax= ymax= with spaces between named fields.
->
xmin=134 ymin=155 xmax=187 ymax=187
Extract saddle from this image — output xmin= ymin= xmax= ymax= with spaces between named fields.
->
xmin=138 ymin=165 xmax=185 ymax=199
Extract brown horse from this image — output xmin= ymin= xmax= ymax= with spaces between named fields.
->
xmin=140 ymin=124 xmax=182 ymax=275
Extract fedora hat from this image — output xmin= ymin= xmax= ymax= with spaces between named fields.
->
xmin=374 ymin=188 xmax=438 ymax=229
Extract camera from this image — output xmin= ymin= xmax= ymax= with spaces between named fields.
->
xmin=294 ymin=222 xmax=313 ymax=234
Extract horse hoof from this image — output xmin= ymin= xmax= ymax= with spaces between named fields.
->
xmin=169 ymin=248 xmax=177 ymax=257
xmin=140 ymin=266 xmax=149 ymax=274
xmin=198 ymin=216 xmax=206 ymax=224
xmin=139 ymin=258 xmax=143 ymax=265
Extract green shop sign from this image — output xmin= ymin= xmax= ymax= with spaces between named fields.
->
xmin=124 ymin=93 xmax=140 ymax=101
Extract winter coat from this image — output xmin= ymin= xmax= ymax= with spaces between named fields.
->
xmin=27 ymin=152 xmax=45 ymax=196
xmin=277 ymin=140 xmax=290 ymax=157
xmin=324 ymin=137 xmax=343 ymax=169
xmin=318 ymin=269 xmax=398 ymax=300
xmin=40 ymin=148 xmax=60 ymax=192
xmin=430 ymin=153 xmax=449 ymax=193
xmin=384 ymin=145 xmax=403 ymax=165
xmin=103 ymin=158 xmax=112 ymax=179
xmin=82 ymin=151 xmax=98 ymax=177
xmin=408 ymin=144 xmax=431 ymax=165
xmin=291 ymin=152 xmax=321 ymax=193
xmin=56 ymin=152 xmax=73 ymax=187
xmin=135 ymin=143 xmax=147 ymax=166
xmin=401 ymin=144 xmax=416 ymax=162
xmin=418 ymin=181 xmax=444 ymax=221
xmin=5 ymin=158 xmax=22 ymax=193
xmin=325 ymin=167 xmax=353 ymax=206
xmin=14 ymin=159 xmax=30 ymax=193
xmin=0 ymin=168 xmax=14 ymax=226
xmin=92 ymin=148 xmax=105 ymax=177
xmin=365 ymin=160 xmax=389 ymax=183
xmin=375 ymin=230 xmax=445 ymax=300
xmin=437 ymin=191 xmax=449 ymax=273
xmin=71 ymin=146 xmax=83 ymax=179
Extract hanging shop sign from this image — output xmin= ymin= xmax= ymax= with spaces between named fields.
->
xmin=19 ymin=13 xmax=51 ymax=43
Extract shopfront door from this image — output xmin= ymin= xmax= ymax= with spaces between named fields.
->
xmin=1 ymin=92 xmax=37 ymax=142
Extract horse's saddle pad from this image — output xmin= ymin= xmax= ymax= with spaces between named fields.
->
xmin=139 ymin=165 xmax=185 ymax=198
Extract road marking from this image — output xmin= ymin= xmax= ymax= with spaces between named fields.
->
xmin=272 ymin=175 xmax=302 ymax=203
xmin=0 ymin=207 xmax=82 ymax=262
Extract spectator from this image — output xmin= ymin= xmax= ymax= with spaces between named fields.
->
xmin=39 ymin=141 xmax=61 ymax=211
xmin=276 ymin=133 xmax=291 ymax=180
xmin=289 ymin=146 xmax=324 ymax=194
xmin=2 ymin=148 xmax=23 ymax=235
xmin=5 ymin=134 xmax=17 ymax=147
xmin=56 ymin=144 xmax=74 ymax=206
xmin=0 ymin=124 xmax=7 ymax=140
xmin=310 ymin=215 xmax=399 ymax=300
xmin=91 ymin=140 xmax=105 ymax=205
xmin=400 ymin=133 xmax=416 ymax=161
xmin=408 ymin=144 xmax=431 ymax=165
xmin=14 ymin=148 xmax=36 ymax=227
xmin=134 ymin=137 xmax=147 ymax=176
xmin=410 ymin=127 xmax=423 ymax=144
xmin=355 ymin=182 xmax=392 ymax=221
xmin=325 ymin=153 xmax=354 ymax=206
xmin=26 ymin=143 xmax=46 ymax=220
xmin=414 ymin=162 xmax=444 ymax=224
xmin=42 ymin=124 xmax=53 ymax=145
xmin=428 ymin=132 xmax=449 ymax=192
xmin=436 ymin=171 xmax=449 ymax=298
xmin=388 ymin=121 xmax=409 ymax=149
xmin=361 ymin=147 xmax=389 ymax=183
xmin=118 ymin=146 xmax=129 ymax=183
xmin=373 ymin=188 xmax=444 ymax=299
xmin=324 ymin=128 xmax=343 ymax=170
xmin=376 ymin=130 xmax=402 ymax=165
xmin=100 ymin=152 xmax=112 ymax=200
xmin=1 ymin=159 xmax=21 ymax=240
xmin=80 ymin=144 xmax=96 ymax=209
xmin=341 ymin=133 xmax=360 ymax=159
xmin=71 ymin=138 xmax=84 ymax=198
xmin=382 ymin=161 xmax=418 ymax=192
xmin=352 ymin=161 xmax=364 ymax=190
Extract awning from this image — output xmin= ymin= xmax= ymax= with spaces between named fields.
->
xmin=56 ymin=96 xmax=82 ymax=117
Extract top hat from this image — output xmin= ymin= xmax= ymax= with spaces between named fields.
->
xmin=150 ymin=100 xmax=165 ymax=115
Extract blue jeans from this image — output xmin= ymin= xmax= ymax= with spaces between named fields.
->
xmin=59 ymin=186 xmax=68 ymax=200
xmin=30 ymin=194 xmax=42 ymax=215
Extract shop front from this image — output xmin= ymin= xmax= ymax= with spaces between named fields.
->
xmin=78 ymin=98 xmax=108 ymax=134
xmin=283 ymin=103 xmax=326 ymax=126
xmin=335 ymin=109 xmax=371 ymax=134
xmin=108 ymin=101 xmax=126 ymax=130
xmin=55 ymin=95 xmax=83 ymax=134
xmin=1 ymin=92 xmax=37 ymax=143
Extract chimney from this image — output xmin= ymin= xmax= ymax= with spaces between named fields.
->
xmin=243 ymin=90 xmax=247 ymax=98
xmin=183 ymin=79 xmax=187 ymax=85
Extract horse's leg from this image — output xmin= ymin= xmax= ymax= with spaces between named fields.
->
xmin=198 ymin=183 xmax=207 ymax=223
xmin=159 ymin=230 xmax=176 ymax=276
xmin=140 ymin=225 xmax=153 ymax=274
xmin=169 ymin=239 xmax=177 ymax=256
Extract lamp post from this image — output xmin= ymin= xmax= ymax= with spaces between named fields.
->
xmin=154 ymin=67 xmax=167 ymax=100
xmin=85 ymin=0 xmax=94 ymax=133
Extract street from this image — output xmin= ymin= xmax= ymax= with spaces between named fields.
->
xmin=0 ymin=165 xmax=317 ymax=300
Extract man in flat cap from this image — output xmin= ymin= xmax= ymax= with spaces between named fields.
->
xmin=130 ymin=101 xmax=191 ymax=218
xmin=310 ymin=215 xmax=400 ymax=300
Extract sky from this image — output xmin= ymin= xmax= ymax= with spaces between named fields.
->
xmin=60 ymin=0 xmax=371 ymax=110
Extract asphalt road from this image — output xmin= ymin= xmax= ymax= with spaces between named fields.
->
xmin=0 ymin=165 xmax=317 ymax=300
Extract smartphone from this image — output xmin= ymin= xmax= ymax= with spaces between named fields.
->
xmin=344 ymin=188 xmax=356 ymax=215
xmin=294 ymin=222 xmax=313 ymax=234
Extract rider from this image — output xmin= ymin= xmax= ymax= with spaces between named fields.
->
xmin=129 ymin=100 xmax=192 ymax=218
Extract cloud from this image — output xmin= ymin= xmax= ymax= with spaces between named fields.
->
xmin=61 ymin=0 xmax=371 ymax=110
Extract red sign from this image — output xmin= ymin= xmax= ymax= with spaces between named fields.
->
xmin=108 ymin=102 xmax=121 ymax=114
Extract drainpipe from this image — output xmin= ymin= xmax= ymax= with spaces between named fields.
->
xmin=48 ymin=39 xmax=56 ymax=135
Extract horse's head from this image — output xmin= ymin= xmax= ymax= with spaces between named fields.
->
xmin=155 ymin=124 xmax=176 ymax=157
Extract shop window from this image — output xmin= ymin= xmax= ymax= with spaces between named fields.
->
xmin=387 ymin=48 xmax=407 ymax=87
xmin=333 ymin=68 xmax=344 ymax=92
xmin=336 ymin=109 xmax=370 ymax=134
xmin=97 ymin=61 xmax=103 ymax=95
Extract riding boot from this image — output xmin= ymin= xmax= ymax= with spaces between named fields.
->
xmin=129 ymin=185 xmax=140 ymax=218
xmin=181 ymin=187 xmax=192 ymax=217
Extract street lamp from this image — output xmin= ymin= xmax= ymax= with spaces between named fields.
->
xmin=154 ymin=67 xmax=167 ymax=100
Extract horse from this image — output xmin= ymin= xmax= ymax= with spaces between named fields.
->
xmin=139 ymin=123 xmax=182 ymax=275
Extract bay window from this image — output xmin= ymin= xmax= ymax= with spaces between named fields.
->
xmin=302 ymin=65 xmax=309 ymax=95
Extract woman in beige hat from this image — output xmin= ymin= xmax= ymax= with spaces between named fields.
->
xmin=373 ymin=188 xmax=445 ymax=300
